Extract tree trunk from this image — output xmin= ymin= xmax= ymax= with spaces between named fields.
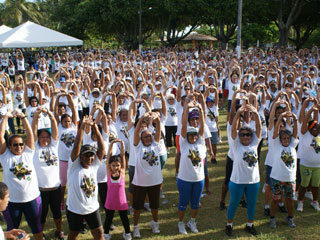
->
xmin=278 ymin=26 xmax=289 ymax=47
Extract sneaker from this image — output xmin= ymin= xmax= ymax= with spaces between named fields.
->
xmin=245 ymin=225 xmax=257 ymax=236
xmin=178 ymin=222 xmax=187 ymax=235
xmin=144 ymin=203 xmax=151 ymax=212
xmin=293 ymin=192 xmax=298 ymax=201
xmin=270 ymin=218 xmax=276 ymax=229
xmin=310 ymin=201 xmax=320 ymax=211
xmin=123 ymin=232 xmax=132 ymax=240
xmin=286 ymin=217 xmax=296 ymax=228
xmin=264 ymin=208 xmax=270 ymax=216
xmin=110 ymin=224 xmax=116 ymax=231
xmin=149 ymin=220 xmax=160 ymax=233
xmin=80 ymin=224 xmax=88 ymax=234
xmin=278 ymin=204 xmax=287 ymax=213
xmin=225 ymin=225 xmax=232 ymax=236
xmin=240 ymin=199 xmax=247 ymax=208
xmin=220 ymin=202 xmax=226 ymax=210
xmin=104 ymin=233 xmax=111 ymax=240
xmin=297 ymin=201 xmax=303 ymax=212
xmin=133 ymin=225 xmax=140 ymax=238
xmin=160 ymin=190 xmax=165 ymax=199
xmin=211 ymin=157 xmax=217 ymax=164
xmin=305 ymin=191 xmax=313 ymax=200
xmin=186 ymin=219 xmax=198 ymax=233
xmin=262 ymin=183 xmax=267 ymax=193
xmin=54 ymin=231 xmax=65 ymax=240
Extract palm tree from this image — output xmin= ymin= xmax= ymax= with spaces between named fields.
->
xmin=1 ymin=0 xmax=43 ymax=27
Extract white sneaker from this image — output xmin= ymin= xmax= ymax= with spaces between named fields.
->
xmin=305 ymin=191 xmax=313 ymax=200
xmin=160 ymin=190 xmax=165 ymax=199
xmin=297 ymin=201 xmax=303 ymax=212
xmin=293 ymin=192 xmax=298 ymax=201
xmin=310 ymin=201 xmax=320 ymax=211
xmin=104 ymin=233 xmax=111 ymax=240
xmin=262 ymin=183 xmax=267 ymax=193
xmin=123 ymin=232 xmax=132 ymax=240
xmin=149 ymin=220 xmax=160 ymax=233
xmin=186 ymin=219 xmax=198 ymax=233
xmin=144 ymin=203 xmax=151 ymax=212
xmin=133 ymin=225 xmax=140 ymax=238
xmin=178 ymin=222 xmax=187 ymax=234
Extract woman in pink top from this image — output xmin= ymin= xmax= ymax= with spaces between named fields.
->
xmin=104 ymin=139 xmax=131 ymax=240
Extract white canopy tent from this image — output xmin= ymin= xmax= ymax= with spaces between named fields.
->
xmin=0 ymin=25 xmax=12 ymax=35
xmin=0 ymin=21 xmax=83 ymax=48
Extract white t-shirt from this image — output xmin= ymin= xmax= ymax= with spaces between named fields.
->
xmin=226 ymin=123 xmax=234 ymax=159
xmin=206 ymin=105 xmax=219 ymax=132
xmin=58 ymin=123 xmax=77 ymax=161
xmin=165 ymin=102 xmax=178 ymax=126
xmin=270 ymin=137 xmax=299 ymax=182
xmin=0 ymin=225 xmax=4 ymax=240
xmin=228 ymin=81 xmax=241 ymax=100
xmin=14 ymin=90 xmax=25 ymax=109
xmin=0 ymin=146 xmax=40 ymax=203
xmin=230 ymin=134 xmax=260 ymax=184
xmin=264 ymin=128 xmax=276 ymax=166
xmin=128 ymin=128 xmax=136 ymax=166
xmin=115 ymin=118 xmax=129 ymax=152
xmin=33 ymin=138 xmax=60 ymax=188
xmin=298 ymin=131 xmax=320 ymax=167
xmin=132 ymin=141 xmax=163 ymax=186
xmin=66 ymin=156 xmax=101 ymax=215
xmin=178 ymin=136 xmax=206 ymax=182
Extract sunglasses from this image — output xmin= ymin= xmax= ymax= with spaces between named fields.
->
xmin=184 ymin=88 xmax=191 ymax=90
xmin=168 ymin=98 xmax=175 ymax=100
xmin=12 ymin=143 xmax=24 ymax=147
xmin=239 ymin=132 xmax=253 ymax=137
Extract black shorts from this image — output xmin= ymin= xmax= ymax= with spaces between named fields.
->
xmin=132 ymin=184 xmax=161 ymax=210
xmin=66 ymin=208 xmax=102 ymax=231
xmin=128 ymin=166 xmax=135 ymax=194
xmin=224 ymin=155 xmax=233 ymax=185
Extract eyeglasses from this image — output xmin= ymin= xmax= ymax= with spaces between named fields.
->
xmin=239 ymin=132 xmax=253 ymax=137
xmin=184 ymin=88 xmax=190 ymax=90
xmin=31 ymin=100 xmax=38 ymax=103
xmin=12 ymin=143 xmax=24 ymax=147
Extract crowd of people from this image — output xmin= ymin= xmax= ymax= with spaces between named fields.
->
xmin=0 ymin=45 xmax=319 ymax=239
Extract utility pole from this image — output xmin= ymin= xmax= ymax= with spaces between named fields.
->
xmin=139 ymin=0 xmax=142 ymax=53
xmin=236 ymin=0 xmax=242 ymax=59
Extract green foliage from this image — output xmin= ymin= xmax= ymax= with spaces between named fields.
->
xmin=242 ymin=23 xmax=279 ymax=47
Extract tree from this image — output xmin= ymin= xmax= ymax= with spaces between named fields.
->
xmin=0 ymin=0 xmax=43 ymax=27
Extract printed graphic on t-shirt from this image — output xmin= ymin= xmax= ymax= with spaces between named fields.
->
xmin=9 ymin=162 xmax=32 ymax=180
xmin=232 ymin=85 xmax=238 ymax=91
xmin=120 ymin=125 xmax=129 ymax=139
xmin=243 ymin=151 xmax=258 ymax=167
xmin=0 ymin=113 xmax=3 ymax=120
xmin=93 ymin=99 xmax=99 ymax=105
xmin=60 ymin=132 xmax=75 ymax=148
xmin=168 ymin=107 xmax=176 ymax=117
xmin=207 ymin=111 xmax=215 ymax=121
xmin=280 ymin=150 xmax=295 ymax=168
xmin=40 ymin=149 xmax=58 ymax=166
xmin=80 ymin=175 xmax=96 ymax=198
xmin=142 ymin=150 xmax=159 ymax=166
xmin=15 ymin=94 xmax=22 ymax=102
xmin=188 ymin=149 xmax=202 ymax=167
xmin=310 ymin=136 xmax=320 ymax=153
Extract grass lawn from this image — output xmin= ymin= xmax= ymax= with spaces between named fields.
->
xmin=1 ymin=109 xmax=319 ymax=240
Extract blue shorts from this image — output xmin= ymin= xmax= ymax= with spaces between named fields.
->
xmin=177 ymin=178 xmax=204 ymax=211
xmin=210 ymin=131 xmax=219 ymax=145
xmin=3 ymin=196 xmax=42 ymax=234
xmin=266 ymin=165 xmax=272 ymax=186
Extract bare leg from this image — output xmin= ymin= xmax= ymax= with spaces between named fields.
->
xmin=34 ymin=232 xmax=43 ymax=240
xmin=285 ymin=198 xmax=294 ymax=217
xmin=91 ymin=226 xmax=104 ymax=240
xmin=133 ymin=209 xmax=140 ymax=225
xmin=311 ymin=186 xmax=319 ymax=201
xmin=190 ymin=209 xmax=198 ymax=218
xmin=220 ymin=183 xmax=228 ymax=203
xmin=151 ymin=209 xmax=158 ymax=222
xmin=67 ymin=231 xmax=79 ymax=240
xmin=298 ymin=186 xmax=307 ymax=201
xmin=175 ymin=152 xmax=181 ymax=175
xmin=54 ymin=218 xmax=62 ymax=232
xmin=270 ymin=199 xmax=279 ymax=217
xmin=178 ymin=210 xmax=185 ymax=221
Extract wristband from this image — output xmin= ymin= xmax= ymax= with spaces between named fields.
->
xmin=21 ymin=116 xmax=26 ymax=120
